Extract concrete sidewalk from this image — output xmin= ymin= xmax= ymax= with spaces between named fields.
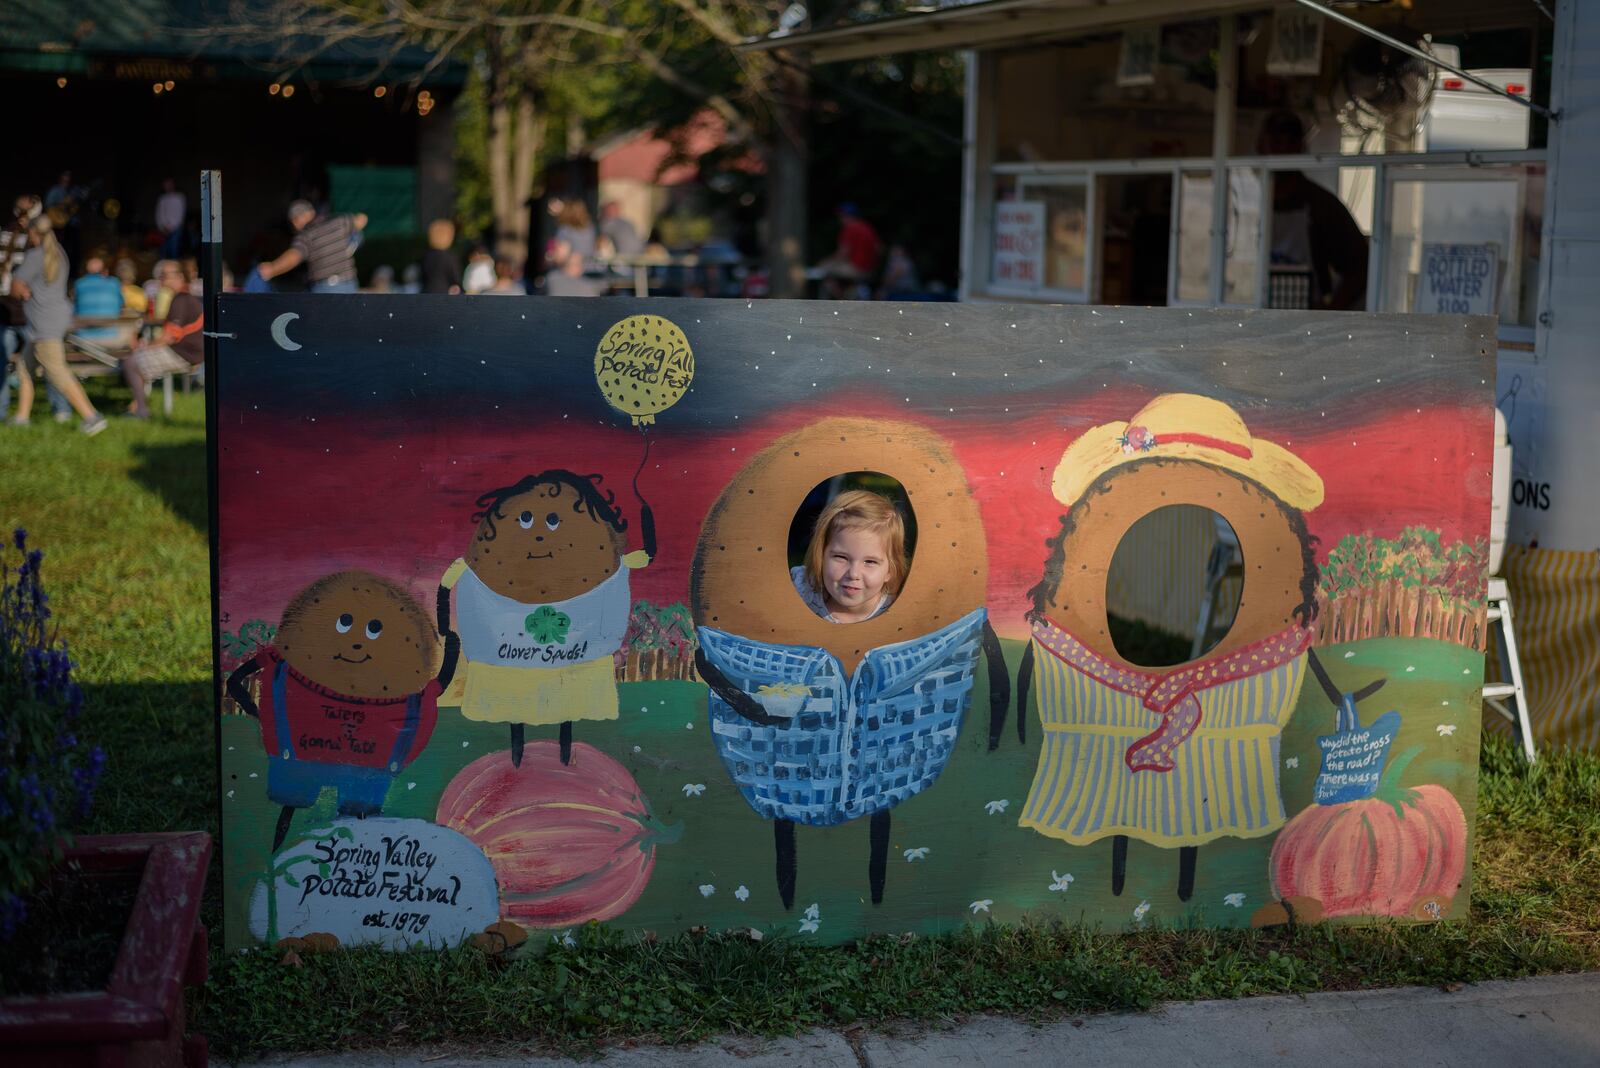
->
xmin=251 ymin=971 xmax=1600 ymax=1067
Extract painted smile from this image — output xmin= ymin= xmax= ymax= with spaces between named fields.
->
xmin=525 ymin=551 xmax=554 ymax=560
xmin=333 ymin=653 xmax=372 ymax=664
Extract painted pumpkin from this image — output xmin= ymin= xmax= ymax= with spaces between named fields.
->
xmin=1269 ymin=764 xmax=1467 ymax=918
xmin=436 ymin=742 xmax=681 ymax=927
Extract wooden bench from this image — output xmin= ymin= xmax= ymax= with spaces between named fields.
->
xmin=67 ymin=316 xmax=198 ymax=416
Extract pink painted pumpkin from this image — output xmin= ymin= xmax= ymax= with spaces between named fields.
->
xmin=436 ymin=742 xmax=681 ymax=927
xmin=1270 ymin=749 xmax=1467 ymax=918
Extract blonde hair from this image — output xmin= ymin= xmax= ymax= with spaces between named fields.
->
xmin=558 ymin=200 xmax=592 ymax=230
xmin=427 ymin=218 xmax=456 ymax=250
xmin=803 ymin=489 xmax=908 ymax=598
xmin=29 ymin=215 xmax=64 ymax=284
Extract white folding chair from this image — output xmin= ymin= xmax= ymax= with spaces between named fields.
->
xmin=1484 ymin=578 xmax=1535 ymax=763
xmin=1482 ymin=409 xmax=1536 ymax=763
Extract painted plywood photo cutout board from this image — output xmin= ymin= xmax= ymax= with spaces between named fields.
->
xmin=215 ymin=298 xmax=1494 ymax=950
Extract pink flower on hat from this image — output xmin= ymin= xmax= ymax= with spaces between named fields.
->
xmin=1119 ymin=425 xmax=1157 ymax=455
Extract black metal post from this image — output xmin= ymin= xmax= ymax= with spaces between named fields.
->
xmin=201 ymin=170 xmax=225 ymax=860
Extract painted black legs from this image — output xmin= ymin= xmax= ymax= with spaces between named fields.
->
xmin=775 ymin=819 xmax=797 ymax=910
xmin=770 ymin=812 xmax=891 ymax=909
xmin=1177 ymin=846 xmax=1198 ymax=901
xmin=509 ymin=722 xmax=569 ymax=767
xmin=1109 ymin=837 xmax=1198 ymax=899
xmin=1111 ymin=834 xmax=1129 ymax=895
xmin=868 ymin=810 xmax=891 ymax=905
xmin=272 ymin=805 xmax=296 ymax=852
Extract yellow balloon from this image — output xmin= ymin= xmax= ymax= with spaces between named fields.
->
xmin=593 ymin=314 xmax=695 ymax=426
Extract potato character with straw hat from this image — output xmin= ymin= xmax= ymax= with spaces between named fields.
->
xmin=1017 ymin=393 xmax=1324 ymax=902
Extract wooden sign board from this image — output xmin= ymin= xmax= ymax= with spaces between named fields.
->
xmin=215 ymin=298 xmax=1494 ymax=948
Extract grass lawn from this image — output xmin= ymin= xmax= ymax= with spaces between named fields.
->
xmin=3 ymin=380 xmax=1597 ymax=1060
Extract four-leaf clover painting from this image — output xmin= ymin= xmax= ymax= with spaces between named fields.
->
xmin=524 ymin=605 xmax=572 ymax=643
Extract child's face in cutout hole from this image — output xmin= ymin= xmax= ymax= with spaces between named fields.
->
xmin=822 ymin=526 xmax=890 ymax=623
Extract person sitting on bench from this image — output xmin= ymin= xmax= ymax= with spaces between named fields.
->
xmin=121 ymin=261 xmax=201 ymax=419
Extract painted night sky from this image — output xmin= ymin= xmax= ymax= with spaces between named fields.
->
xmin=217 ymin=296 xmax=1494 ymax=641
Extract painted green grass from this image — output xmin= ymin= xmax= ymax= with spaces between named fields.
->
xmin=4 ymin=383 xmax=1597 ymax=1061
xmin=221 ymin=634 xmax=1484 ymax=949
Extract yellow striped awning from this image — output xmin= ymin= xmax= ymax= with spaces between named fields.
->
xmin=1487 ymin=545 xmax=1600 ymax=751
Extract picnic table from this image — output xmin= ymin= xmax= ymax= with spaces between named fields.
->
xmin=65 ymin=314 xmax=196 ymax=415
xmin=594 ymin=250 xmax=752 ymax=298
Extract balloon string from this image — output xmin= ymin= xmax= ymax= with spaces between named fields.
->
xmin=633 ymin=425 xmax=652 ymax=501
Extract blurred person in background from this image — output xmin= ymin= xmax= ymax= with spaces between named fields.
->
xmin=6 ymin=215 xmax=106 ymax=433
xmin=120 ymin=264 xmax=202 ymax=420
xmin=877 ymin=243 xmax=921 ymax=301
xmin=72 ymin=254 xmax=132 ymax=347
xmin=149 ymin=259 xmax=184 ymax=321
xmin=818 ymin=203 xmax=882 ymax=300
xmin=482 ymin=256 xmax=524 ymax=295
xmin=1258 ymin=111 xmax=1368 ymax=311
xmin=543 ymin=199 xmax=603 ymax=297
xmin=256 ymin=200 xmax=367 ymax=292
xmin=155 ymin=178 xmax=186 ymax=259
xmin=598 ymin=201 xmax=643 ymax=259
xmin=366 ymin=264 xmax=396 ymax=293
xmin=461 ymin=244 xmax=495 ymax=294
xmin=422 ymin=219 xmax=460 ymax=294
xmin=113 ymin=258 xmax=148 ymax=316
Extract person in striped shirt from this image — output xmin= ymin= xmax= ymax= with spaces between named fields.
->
xmin=257 ymin=200 xmax=367 ymax=292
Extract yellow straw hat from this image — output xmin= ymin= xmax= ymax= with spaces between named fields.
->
xmin=1052 ymin=393 xmax=1323 ymax=512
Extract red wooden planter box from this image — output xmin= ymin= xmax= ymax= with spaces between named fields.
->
xmin=0 ymin=832 xmax=212 ymax=1068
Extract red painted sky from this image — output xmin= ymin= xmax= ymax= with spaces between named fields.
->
xmin=220 ymin=394 xmax=1491 ymax=641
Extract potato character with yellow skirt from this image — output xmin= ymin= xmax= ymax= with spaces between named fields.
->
xmin=438 ymin=470 xmax=655 ymax=767
xmin=1017 ymin=394 xmax=1323 ymax=901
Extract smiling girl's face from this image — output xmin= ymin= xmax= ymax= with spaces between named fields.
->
xmin=277 ymin=571 xmax=437 ymax=698
xmin=822 ymin=526 xmax=892 ymax=623
xmin=465 ymin=481 xmax=624 ymax=602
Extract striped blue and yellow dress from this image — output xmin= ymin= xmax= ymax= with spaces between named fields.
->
xmin=1020 ymin=617 xmax=1310 ymax=848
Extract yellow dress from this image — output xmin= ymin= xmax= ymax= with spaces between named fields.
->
xmin=440 ymin=553 xmax=647 ymax=726
xmin=1019 ymin=617 xmax=1309 ymax=848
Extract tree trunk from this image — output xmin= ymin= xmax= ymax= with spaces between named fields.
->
xmin=487 ymin=53 xmax=514 ymax=260
xmin=764 ymin=50 xmax=810 ymax=299
xmin=503 ymin=94 xmax=543 ymax=268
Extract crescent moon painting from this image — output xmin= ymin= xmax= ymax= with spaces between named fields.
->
xmin=270 ymin=312 xmax=302 ymax=351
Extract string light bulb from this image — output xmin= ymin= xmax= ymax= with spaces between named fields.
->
xmin=153 ymin=82 xmax=163 ymax=94
xmin=269 ymin=82 xmax=281 ymax=95
xmin=164 ymin=80 xmax=174 ymax=90
xmin=56 ymin=77 xmax=67 ymax=88
xmin=282 ymin=84 xmax=295 ymax=98
xmin=374 ymin=85 xmax=387 ymax=98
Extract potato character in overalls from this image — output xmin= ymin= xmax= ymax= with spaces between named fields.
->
xmin=692 ymin=417 xmax=1011 ymax=909
xmin=439 ymin=470 xmax=655 ymax=767
xmin=227 ymin=570 xmax=456 ymax=852
xmin=1017 ymin=394 xmax=1323 ymax=901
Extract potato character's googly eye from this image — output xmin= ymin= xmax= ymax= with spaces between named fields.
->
xmin=518 ymin=511 xmax=535 ymax=529
xmin=545 ymin=512 xmax=561 ymax=531
xmin=365 ymin=619 xmax=383 ymax=640
xmin=335 ymin=613 xmax=354 ymax=634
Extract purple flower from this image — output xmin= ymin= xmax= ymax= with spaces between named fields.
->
xmin=2 ymin=530 xmax=102 ymax=940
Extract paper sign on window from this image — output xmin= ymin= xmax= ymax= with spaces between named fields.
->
xmin=992 ymin=201 xmax=1044 ymax=290
xmin=1419 ymin=242 xmax=1499 ymax=316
